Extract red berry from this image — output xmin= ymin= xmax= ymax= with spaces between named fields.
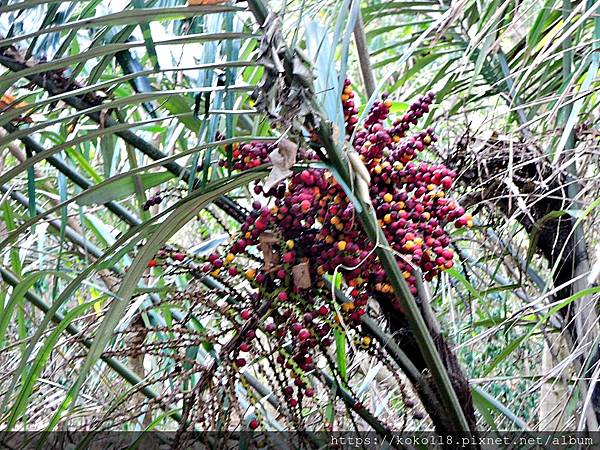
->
xmin=282 ymin=251 xmax=295 ymax=264
xmin=298 ymin=329 xmax=310 ymax=341
xmin=442 ymin=249 xmax=453 ymax=260
xmin=300 ymin=199 xmax=311 ymax=212
xmin=283 ymin=386 xmax=293 ymax=396
xmin=249 ymin=419 xmax=259 ymax=430
xmin=441 ymin=176 xmax=453 ymax=190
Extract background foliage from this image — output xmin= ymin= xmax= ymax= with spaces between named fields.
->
xmin=0 ymin=0 xmax=599 ymax=439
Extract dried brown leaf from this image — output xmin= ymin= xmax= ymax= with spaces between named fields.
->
xmin=263 ymin=139 xmax=298 ymax=192
xmin=292 ymin=261 xmax=311 ymax=289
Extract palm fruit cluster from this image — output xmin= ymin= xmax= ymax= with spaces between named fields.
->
xmin=192 ymin=81 xmax=472 ymax=425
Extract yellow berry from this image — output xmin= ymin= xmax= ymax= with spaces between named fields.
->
xmin=342 ymin=302 xmax=355 ymax=312
xmin=383 ymin=193 xmax=393 ymax=202
xmin=225 ymin=253 xmax=235 ymax=263
xmin=383 ymin=214 xmax=392 ymax=224
xmin=465 ymin=213 xmax=474 ymax=228
xmin=286 ymin=240 xmax=295 ymax=249
xmin=211 ymin=269 xmax=221 ymax=277
xmin=246 ymin=268 xmax=256 ymax=280
xmin=337 ymin=240 xmax=347 ymax=251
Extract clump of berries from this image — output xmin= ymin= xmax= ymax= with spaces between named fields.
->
xmin=218 ymin=141 xmax=272 ymax=171
xmin=342 ymin=78 xmax=359 ymax=135
xmin=200 ymin=81 xmax=472 ymax=425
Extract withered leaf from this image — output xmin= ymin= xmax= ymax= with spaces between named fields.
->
xmin=259 ymin=232 xmax=280 ymax=271
xmin=251 ymin=12 xmax=316 ymax=131
xmin=292 ymin=261 xmax=311 ymax=289
xmin=263 ymin=138 xmax=298 ymax=192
